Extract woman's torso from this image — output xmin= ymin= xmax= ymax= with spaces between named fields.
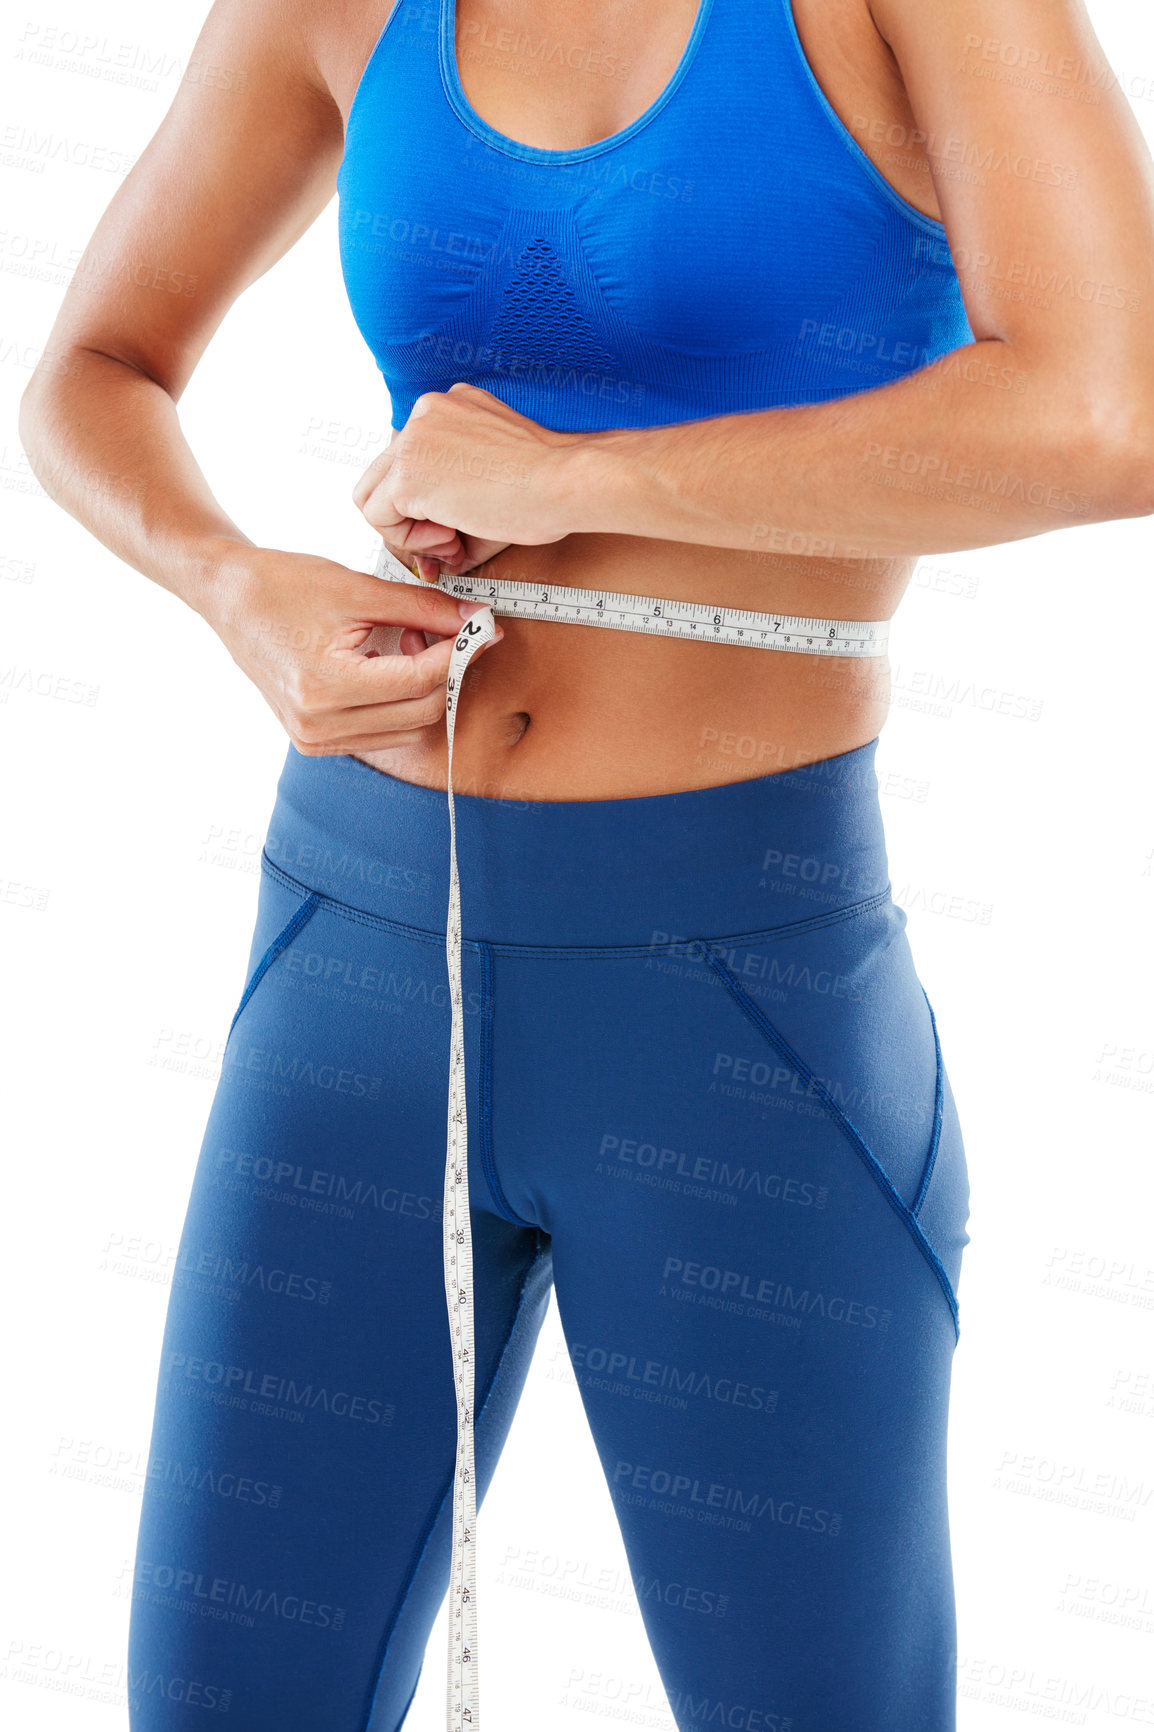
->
xmin=317 ymin=0 xmax=962 ymax=800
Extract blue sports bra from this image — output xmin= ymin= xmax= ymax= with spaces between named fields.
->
xmin=336 ymin=0 xmax=974 ymax=433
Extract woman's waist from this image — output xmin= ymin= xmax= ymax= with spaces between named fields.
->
xmin=373 ymin=530 xmax=898 ymax=801
xmin=352 ymin=642 xmax=891 ymax=803
xmin=382 ymin=527 xmax=898 ymax=778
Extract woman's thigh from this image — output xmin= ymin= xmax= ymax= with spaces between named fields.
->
xmin=489 ymin=899 xmax=972 ymax=1731
xmin=127 ymin=871 xmax=552 ymax=1730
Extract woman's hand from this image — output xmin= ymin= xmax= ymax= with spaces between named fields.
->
xmin=204 ymin=543 xmax=502 ymax=757
xmin=352 ymin=383 xmax=583 ymax=579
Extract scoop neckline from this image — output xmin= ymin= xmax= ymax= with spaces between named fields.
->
xmin=439 ymin=0 xmax=717 ymax=164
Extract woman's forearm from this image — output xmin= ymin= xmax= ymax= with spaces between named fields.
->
xmin=18 ymin=347 xmax=255 ymax=619
xmin=568 ymin=339 xmax=1154 ymax=560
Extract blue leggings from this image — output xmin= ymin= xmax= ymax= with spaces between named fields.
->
xmin=127 ymin=736 xmax=971 ymax=1730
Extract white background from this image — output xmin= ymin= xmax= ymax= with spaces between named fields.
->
xmin=2 ymin=2 xmax=1153 ymax=1728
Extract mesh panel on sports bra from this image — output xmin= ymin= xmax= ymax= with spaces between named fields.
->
xmin=487 ymin=238 xmax=620 ymax=375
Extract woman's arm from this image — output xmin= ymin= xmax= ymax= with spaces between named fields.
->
xmin=16 ymin=0 xmax=346 ymax=612
xmin=573 ymin=0 xmax=1154 ymax=557
xmin=17 ymin=0 xmax=489 ymax=758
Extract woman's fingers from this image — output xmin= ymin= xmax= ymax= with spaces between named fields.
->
xmin=398 ymin=626 xmax=442 ymax=655
xmin=296 ymin=621 xmax=502 ymax=711
xmin=286 ymin=635 xmax=500 ymax=751
xmin=200 ymin=545 xmax=504 ymax=756
xmin=344 ymin=571 xmax=479 ymax=639
xmin=289 ymin=690 xmax=452 ymax=751
xmin=374 ymin=517 xmax=465 ymax=567
xmin=377 ymin=530 xmax=515 ymax=582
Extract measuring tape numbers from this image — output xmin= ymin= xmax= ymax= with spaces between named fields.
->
xmin=373 ymin=543 xmax=891 ymax=657
xmin=370 ymin=540 xmax=888 ymax=1731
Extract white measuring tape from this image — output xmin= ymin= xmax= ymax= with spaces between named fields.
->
xmin=373 ymin=543 xmax=891 ymax=656
xmin=371 ymin=540 xmax=888 ymax=1731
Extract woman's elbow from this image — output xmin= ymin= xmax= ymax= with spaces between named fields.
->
xmin=1077 ymin=373 xmax=1154 ymax=520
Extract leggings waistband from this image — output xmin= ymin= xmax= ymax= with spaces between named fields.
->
xmin=262 ymin=737 xmax=892 ymax=951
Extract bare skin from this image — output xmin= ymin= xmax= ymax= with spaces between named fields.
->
xmin=328 ymin=0 xmax=937 ymax=798
xmin=17 ymin=0 xmax=1153 ymax=802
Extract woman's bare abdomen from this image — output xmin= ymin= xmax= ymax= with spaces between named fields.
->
xmin=351 ymin=532 xmax=908 ymax=802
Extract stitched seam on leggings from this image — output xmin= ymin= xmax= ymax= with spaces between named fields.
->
xmin=696 ymin=941 xmax=961 ymax=1341
xmin=911 ymin=987 xmax=945 ymax=1219
xmin=477 ymin=941 xmax=536 ymax=1227
xmin=260 ymin=850 xmax=893 ymax=959
xmin=359 ymin=1237 xmax=552 ymax=1732
xmin=226 ymin=892 xmax=322 ymax=1042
